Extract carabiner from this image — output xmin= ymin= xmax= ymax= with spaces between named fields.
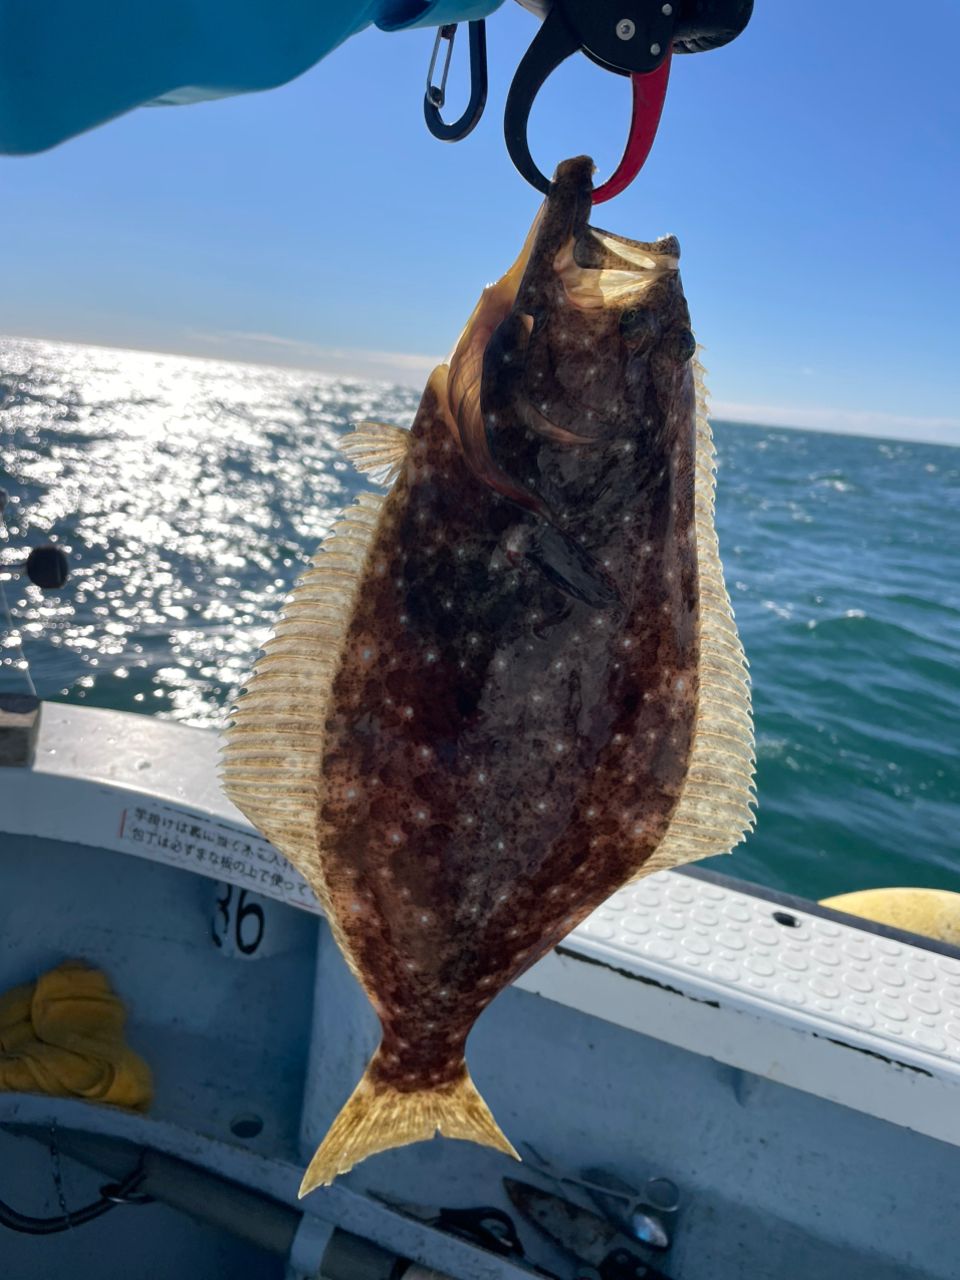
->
xmin=424 ymin=20 xmax=488 ymax=143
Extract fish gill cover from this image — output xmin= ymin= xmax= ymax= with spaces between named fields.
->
xmin=221 ymin=156 xmax=755 ymax=1193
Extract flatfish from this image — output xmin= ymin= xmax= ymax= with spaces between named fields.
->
xmin=222 ymin=156 xmax=755 ymax=1194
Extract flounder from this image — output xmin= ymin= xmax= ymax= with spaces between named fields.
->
xmin=222 ymin=156 xmax=755 ymax=1195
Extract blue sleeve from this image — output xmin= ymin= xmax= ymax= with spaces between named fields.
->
xmin=0 ymin=0 xmax=505 ymax=155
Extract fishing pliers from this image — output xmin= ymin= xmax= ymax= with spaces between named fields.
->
xmin=426 ymin=0 xmax=753 ymax=202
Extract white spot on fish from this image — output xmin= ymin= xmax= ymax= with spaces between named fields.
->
xmin=414 ymin=808 xmax=428 ymax=822
xmin=496 ymin=839 xmax=506 ymax=851
xmin=403 ymin=705 xmax=414 ymax=718
xmin=675 ymin=677 xmax=686 ymax=691
xmin=477 ymin=771 xmax=488 ymax=784
xmin=419 ymin=913 xmax=430 ymax=925
xmin=389 ymin=831 xmax=403 ymax=845
xmin=425 ymin=650 xmax=438 ymax=664
xmin=405 ymin=960 xmax=417 ymax=972
xmin=418 ymin=745 xmax=432 ymax=759
xmin=350 ymin=902 xmax=362 ymax=913
xmin=553 ymin=741 xmax=566 ymax=754
xmin=536 ymin=800 xmax=547 ymax=812
xmin=621 ymin=637 xmax=633 ymax=650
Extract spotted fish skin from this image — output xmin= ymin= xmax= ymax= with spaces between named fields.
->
xmin=324 ymin=372 xmax=699 ymax=1087
xmin=223 ymin=156 xmax=754 ymax=1191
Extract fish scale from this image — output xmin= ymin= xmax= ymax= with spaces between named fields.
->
xmin=222 ymin=155 xmax=755 ymax=1195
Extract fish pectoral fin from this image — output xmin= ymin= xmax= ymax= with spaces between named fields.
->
xmin=519 ymin=401 xmax=597 ymax=446
xmin=340 ymin=421 xmax=412 ymax=487
xmin=299 ymin=1052 xmax=518 ymax=1194
xmin=526 ymin=523 xmax=621 ymax=609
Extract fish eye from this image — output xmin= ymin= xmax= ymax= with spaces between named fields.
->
xmin=619 ymin=307 xmax=657 ymax=348
xmin=673 ymin=328 xmax=697 ymax=362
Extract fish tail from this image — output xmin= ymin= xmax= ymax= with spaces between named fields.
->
xmin=298 ymin=1054 xmax=518 ymax=1196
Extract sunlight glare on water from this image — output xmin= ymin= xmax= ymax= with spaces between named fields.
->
xmin=0 ymin=336 xmax=416 ymax=727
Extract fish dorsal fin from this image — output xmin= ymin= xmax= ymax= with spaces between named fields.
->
xmin=631 ymin=350 xmax=756 ymax=881
xmin=340 ymin=421 xmax=412 ymax=487
xmin=220 ymin=491 xmax=386 ymax=916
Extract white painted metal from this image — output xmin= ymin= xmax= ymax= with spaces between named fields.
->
xmin=2 ymin=702 xmax=960 ymax=1279
xmin=2 ymin=701 xmax=958 ymax=1149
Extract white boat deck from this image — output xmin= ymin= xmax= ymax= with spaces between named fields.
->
xmin=3 ymin=700 xmax=959 ymax=1155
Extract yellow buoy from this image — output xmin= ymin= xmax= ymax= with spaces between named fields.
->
xmin=819 ymin=888 xmax=960 ymax=946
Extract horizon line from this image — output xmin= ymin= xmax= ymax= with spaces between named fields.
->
xmin=2 ymin=328 xmax=958 ymax=450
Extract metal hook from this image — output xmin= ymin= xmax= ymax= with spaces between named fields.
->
xmin=424 ymin=20 xmax=488 ymax=142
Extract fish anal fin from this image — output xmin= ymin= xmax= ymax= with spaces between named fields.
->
xmin=299 ymin=1052 xmax=518 ymax=1194
xmin=340 ymin=421 xmax=412 ymax=487
xmin=629 ymin=350 xmax=756 ymax=884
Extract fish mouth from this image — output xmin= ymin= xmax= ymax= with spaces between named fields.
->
xmin=515 ymin=157 xmax=679 ymax=316
xmin=513 ymin=156 xmax=595 ymax=314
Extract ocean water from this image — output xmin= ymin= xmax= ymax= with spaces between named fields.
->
xmin=1 ymin=336 xmax=958 ymax=901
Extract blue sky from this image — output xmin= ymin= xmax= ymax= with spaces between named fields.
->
xmin=1 ymin=2 xmax=958 ymax=443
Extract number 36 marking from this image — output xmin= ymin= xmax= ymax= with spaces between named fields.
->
xmin=212 ymin=884 xmax=265 ymax=956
